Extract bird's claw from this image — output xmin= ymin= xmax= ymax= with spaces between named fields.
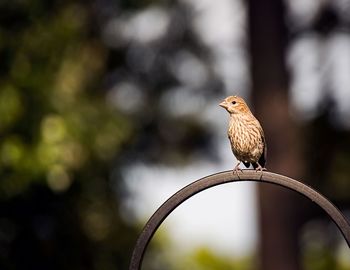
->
xmin=255 ymin=164 xmax=266 ymax=180
xmin=255 ymin=167 xmax=266 ymax=172
xmin=232 ymin=163 xmax=243 ymax=179
xmin=233 ymin=167 xmax=243 ymax=174
xmin=255 ymin=163 xmax=266 ymax=172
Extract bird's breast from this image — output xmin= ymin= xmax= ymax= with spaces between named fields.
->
xmin=228 ymin=115 xmax=264 ymax=162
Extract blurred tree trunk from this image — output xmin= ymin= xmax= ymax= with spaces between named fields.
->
xmin=247 ymin=0 xmax=304 ymax=269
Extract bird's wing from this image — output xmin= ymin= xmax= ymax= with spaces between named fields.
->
xmin=258 ymin=124 xmax=267 ymax=168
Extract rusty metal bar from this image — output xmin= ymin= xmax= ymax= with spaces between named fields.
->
xmin=129 ymin=171 xmax=350 ymax=270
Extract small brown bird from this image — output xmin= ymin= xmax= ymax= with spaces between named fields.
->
xmin=220 ymin=95 xmax=266 ymax=172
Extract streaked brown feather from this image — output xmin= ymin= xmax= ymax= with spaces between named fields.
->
xmin=220 ymin=95 xmax=267 ymax=169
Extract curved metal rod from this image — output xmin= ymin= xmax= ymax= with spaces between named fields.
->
xmin=129 ymin=171 xmax=350 ymax=270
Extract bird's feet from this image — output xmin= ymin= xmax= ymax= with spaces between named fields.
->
xmin=232 ymin=162 xmax=243 ymax=178
xmin=255 ymin=163 xmax=266 ymax=172
xmin=254 ymin=163 xmax=266 ymax=181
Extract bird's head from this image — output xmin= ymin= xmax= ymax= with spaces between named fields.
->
xmin=219 ymin=95 xmax=250 ymax=114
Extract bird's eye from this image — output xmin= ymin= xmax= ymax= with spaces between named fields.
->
xmin=231 ymin=101 xmax=236 ymax=105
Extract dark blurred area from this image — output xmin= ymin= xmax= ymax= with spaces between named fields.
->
xmin=0 ymin=0 xmax=220 ymax=269
xmin=0 ymin=0 xmax=350 ymax=269
xmin=249 ymin=0 xmax=350 ymax=269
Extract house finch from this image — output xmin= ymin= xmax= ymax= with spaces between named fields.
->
xmin=220 ymin=95 xmax=267 ymax=172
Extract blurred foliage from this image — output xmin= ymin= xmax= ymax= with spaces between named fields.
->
xmin=0 ymin=1 xmax=131 ymax=197
xmin=170 ymin=248 xmax=253 ymax=270
xmin=303 ymin=242 xmax=350 ymax=270
xmin=303 ymin=247 xmax=345 ymax=270
xmin=143 ymin=228 xmax=254 ymax=270
xmin=0 ymin=0 xmax=221 ymax=269
xmin=301 ymin=220 xmax=350 ymax=270
xmin=0 ymin=1 xmax=137 ymax=269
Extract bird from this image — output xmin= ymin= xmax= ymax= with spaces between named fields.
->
xmin=219 ymin=95 xmax=266 ymax=172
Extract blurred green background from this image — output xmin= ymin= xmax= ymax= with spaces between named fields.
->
xmin=0 ymin=0 xmax=350 ymax=269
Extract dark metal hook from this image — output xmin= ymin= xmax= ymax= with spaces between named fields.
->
xmin=129 ymin=171 xmax=350 ymax=270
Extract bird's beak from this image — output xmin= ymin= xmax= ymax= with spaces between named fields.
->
xmin=219 ymin=100 xmax=228 ymax=109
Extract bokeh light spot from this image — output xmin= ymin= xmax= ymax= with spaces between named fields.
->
xmin=47 ymin=165 xmax=71 ymax=192
xmin=41 ymin=115 xmax=67 ymax=143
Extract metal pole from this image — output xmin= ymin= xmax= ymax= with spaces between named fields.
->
xmin=129 ymin=171 xmax=350 ymax=270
